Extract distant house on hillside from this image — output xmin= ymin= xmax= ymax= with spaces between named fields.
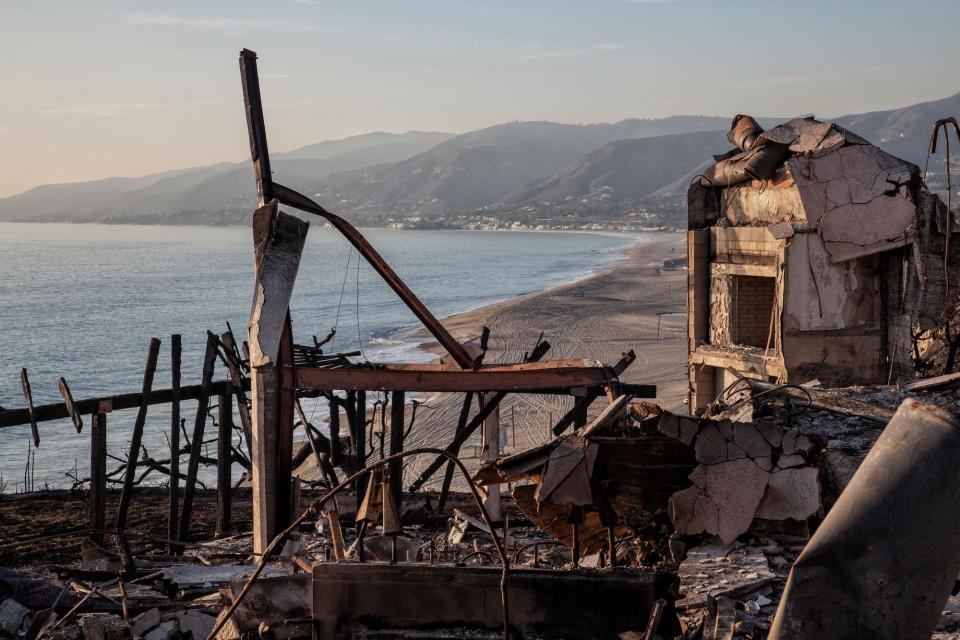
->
xmin=686 ymin=115 xmax=952 ymax=414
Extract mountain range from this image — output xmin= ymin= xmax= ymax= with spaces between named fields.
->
xmin=2 ymin=93 xmax=957 ymax=229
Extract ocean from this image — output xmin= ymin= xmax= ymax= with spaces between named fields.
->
xmin=0 ymin=222 xmax=657 ymax=490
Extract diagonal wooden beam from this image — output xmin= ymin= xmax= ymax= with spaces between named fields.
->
xmin=408 ymin=341 xmax=551 ymax=493
xmin=115 ymin=337 xmax=162 ymax=532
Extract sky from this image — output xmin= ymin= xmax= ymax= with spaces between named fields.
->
xmin=1 ymin=0 xmax=957 ymax=197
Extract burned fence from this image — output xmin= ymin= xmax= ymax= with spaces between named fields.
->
xmin=0 ymin=329 xmax=250 ymax=552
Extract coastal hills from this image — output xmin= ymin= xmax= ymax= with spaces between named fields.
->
xmin=1 ymin=93 xmax=957 ymax=229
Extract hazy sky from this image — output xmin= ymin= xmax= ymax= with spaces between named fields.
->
xmin=2 ymin=0 xmax=957 ymax=197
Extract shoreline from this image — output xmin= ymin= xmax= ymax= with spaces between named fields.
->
xmin=0 ymin=220 xmax=680 ymax=234
xmin=401 ymin=231 xmax=689 ymax=490
xmin=377 ymin=230 xmax=668 ymax=363
xmin=412 ymin=231 xmax=683 ymax=361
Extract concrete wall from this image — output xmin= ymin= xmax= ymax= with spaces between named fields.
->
xmin=311 ymin=563 xmax=679 ymax=639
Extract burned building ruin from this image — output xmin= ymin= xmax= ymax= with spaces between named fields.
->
xmin=687 ymin=114 xmax=954 ymax=413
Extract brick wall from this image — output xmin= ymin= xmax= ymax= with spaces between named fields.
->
xmin=734 ymin=276 xmax=775 ymax=348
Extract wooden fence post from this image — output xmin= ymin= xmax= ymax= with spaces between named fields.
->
xmin=168 ymin=334 xmax=181 ymax=553
xmin=216 ymin=385 xmax=233 ymax=537
xmin=115 ymin=337 xmax=162 ymax=532
xmin=178 ymin=334 xmax=218 ymax=542
xmin=90 ymin=409 xmax=107 ymax=544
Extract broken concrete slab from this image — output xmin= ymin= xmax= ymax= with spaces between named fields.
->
xmin=676 ymin=544 xmax=776 ymax=611
xmin=536 ymin=433 xmax=597 ymax=507
xmin=131 ymin=608 xmax=161 ymax=637
xmin=143 ymin=619 xmax=177 ymax=640
xmin=755 ymin=468 xmax=820 ymax=521
xmin=671 ymin=458 xmax=770 ymax=544
xmin=664 ymin=412 xmax=821 ymax=544
xmin=219 ymin=574 xmax=311 ymax=640
xmin=177 ymin=610 xmax=216 ymax=640
xmin=161 ymin=565 xmax=286 ymax=593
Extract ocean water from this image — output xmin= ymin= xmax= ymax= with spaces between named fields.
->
xmin=0 ymin=222 xmax=655 ymax=490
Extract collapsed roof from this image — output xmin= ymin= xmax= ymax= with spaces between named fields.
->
xmin=700 ymin=115 xmax=921 ymax=263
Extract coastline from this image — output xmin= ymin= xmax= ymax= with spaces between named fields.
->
xmin=402 ymin=230 xmax=689 ymax=490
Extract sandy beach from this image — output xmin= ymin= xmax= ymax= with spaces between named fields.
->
xmin=403 ymin=231 xmax=688 ymax=490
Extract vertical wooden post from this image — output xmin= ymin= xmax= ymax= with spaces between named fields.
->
xmin=388 ymin=391 xmax=405 ymax=507
xmin=481 ymin=395 xmax=502 ymax=523
xmin=115 ymin=337 xmax=162 ymax=532
xmin=216 ymin=385 xmax=234 ymax=538
xmin=439 ymin=392 xmax=473 ymax=511
xmin=277 ymin=315 xmax=295 ymax=531
xmin=328 ymin=396 xmax=343 ymax=465
xmin=168 ymin=334 xmax=181 ymax=552
xmin=354 ymin=390 xmax=368 ymax=501
xmin=178 ymin=334 xmax=218 ymax=542
xmin=221 ymin=330 xmax=253 ymax=458
xmin=250 ymin=313 xmax=296 ymax=554
xmin=573 ymin=399 xmax=588 ymax=430
xmin=90 ymin=409 xmax=107 ymax=544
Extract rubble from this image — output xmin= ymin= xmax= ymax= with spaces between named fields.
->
xmin=688 ymin=112 xmax=954 ymax=410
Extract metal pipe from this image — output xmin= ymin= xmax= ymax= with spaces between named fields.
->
xmin=239 ymin=49 xmax=474 ymax=370
xmin=770 ymin=398 xmax=960 ymax=640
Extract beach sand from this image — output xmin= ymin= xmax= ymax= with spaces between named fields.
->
xmin=402 ymin=231 xmax=688 ymax=490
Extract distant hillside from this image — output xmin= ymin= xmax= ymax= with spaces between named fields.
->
xmin=309 ymin=116 xmax=733 ymax=216
xmin=503 ymin=130 xmax=731 ymax=206
xmin=832 ymin=93 xmax=960 ymax=167
xmin=1 ymin=93 xmax=956 ymax=228
xmin=276 ymin=131 xmax=453 ymax=162
xmin=0 ymin=131 xmax=455 ymax=223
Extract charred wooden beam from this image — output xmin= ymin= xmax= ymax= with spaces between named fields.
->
xmin=328 ymin=395 xmax=343 ymax=465
xmin=481 ymin=395 xmax=502 ymax=522
xmin=20 ymin=368 xmax=39 ymax=446
xmin=247 ymin=200 xmax=306 ymax=554
xmin=438 ymin=392 xmax=474 ymax=511
xmin=178 ymin=334 xmax=218 ymax=542
xmin=239 ymin=48 xmax=274 ymax=205
xmin=168 ymin=334 xmax=181 ymax=553
xmin=354 ymin=390 xmax=368 ymax=502
xmin=90 ymin=410 xmax=108 ymax=545
xmin=277 ymin=313 xmax=296 ymax=534
xmin=221 ymin=330 xmax=253 ymax=458
xmin=553 ymin=391 xmax=601 ymax=436
xmin=388 ymin=391 xmax=405 ymax=507
xmin=294 ymin=358 xmax=615 ymax=393
xmin=0 ymin=380 xmax=237 ymax=429
xmin=58 ymin=377 xmax=82 ymax=433
xmin=216 ymin=386 xmax=233 ymax=537
xmin=115 ymin=337 xmax=162 ymax=532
